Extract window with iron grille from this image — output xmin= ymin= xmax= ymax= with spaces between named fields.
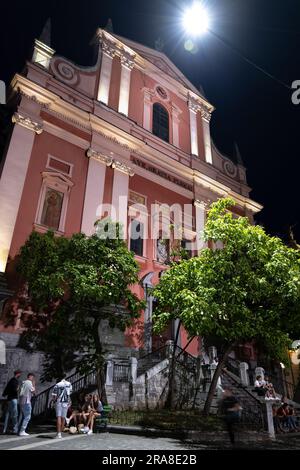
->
xmin=152 ymin=102 xmax=169 ymax=143
xmin=130 ymin=220 xmax=144 ymax=256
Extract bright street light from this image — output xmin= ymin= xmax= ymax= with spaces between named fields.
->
xmin=183 ymin=2 xmax=209 ymax=36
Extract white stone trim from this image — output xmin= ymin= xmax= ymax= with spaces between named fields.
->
xmin=97 ymin=43 xmax=115 ymax=104
xmin=81 ymin=150 xmax=108 ymax=235
xmin=189 ymin=106 xmax=199 ymax=157
xmin=0 ymin=124 xmax=36 ymax=272
xmin=118 ymin=56 xmax=133 ymax=116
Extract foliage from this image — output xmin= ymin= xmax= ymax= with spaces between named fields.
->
xmin=17 ymin=222 xmax=144 ymax=384
xmin=153 ymin=198 xmax=300 ymax=412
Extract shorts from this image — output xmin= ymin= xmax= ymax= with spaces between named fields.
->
xmin=56 ymin=403 xmax=69 ymax=418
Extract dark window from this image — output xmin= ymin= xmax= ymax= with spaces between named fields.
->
xmin=152 ymin=103 xmax=169 ymax=143
xmin=130 ymin=220 xmax=144 ymax=256
xmin=181 ymin=239 xmax=192 ymax=259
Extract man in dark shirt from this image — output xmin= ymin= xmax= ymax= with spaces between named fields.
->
xmin=220 ymin=388 xmax=242 ymax=445
xmin=2 ymin=370 xmax=22 ymax=434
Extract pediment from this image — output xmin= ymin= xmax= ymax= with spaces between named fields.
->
xmin=112 ymin=33 xmax=204 ymax=98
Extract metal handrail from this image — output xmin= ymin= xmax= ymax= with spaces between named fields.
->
xmin=32 ymin=369 xmax=97 ymax=417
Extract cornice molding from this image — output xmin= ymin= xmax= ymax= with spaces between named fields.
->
xmin=86 ymin=148 xmax=112 ymax=166
xmin=12 ymin=112 xmax=43 ymax=134
xmin=112 ymin=160 xmax=134 ymax=176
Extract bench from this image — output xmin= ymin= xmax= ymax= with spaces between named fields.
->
xmin=94 ymin=405 xmax=112 ymax=433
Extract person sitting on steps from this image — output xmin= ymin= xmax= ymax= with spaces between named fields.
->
xmin=254 ymin=375 xmax=267 ymax=396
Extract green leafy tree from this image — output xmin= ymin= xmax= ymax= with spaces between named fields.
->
xmin=153 ymin=198 xmax=300 ymax=414
xmin=16 ymin=221 xmax=144 ymax=399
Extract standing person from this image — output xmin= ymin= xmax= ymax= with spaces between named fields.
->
xmin=18 ymin=373 xmax=35 ymax=436
xmin=2 ymin=370 xmax=22 ymax=434
xmin=52 ymin=377 xmax=72 ymax=439
xmin=220 ymin=388 xmax=242 ymax=445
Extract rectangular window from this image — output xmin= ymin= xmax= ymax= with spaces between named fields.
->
xmin=130 ymin=220 xmax=144 ymax=256
xmin=47 ymin=155 xmax=73 ymax=176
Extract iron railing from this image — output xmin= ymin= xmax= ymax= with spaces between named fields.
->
xmin=221 ymin=369 xmax=266 ymax=430
xmin=113 ymin=363 xmax=130 ymax=382
xmin=32 ymin=369 xmax=98 ymax=417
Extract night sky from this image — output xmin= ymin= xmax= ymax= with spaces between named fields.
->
xmin=1 ymin=0 xmax=300 ymax=241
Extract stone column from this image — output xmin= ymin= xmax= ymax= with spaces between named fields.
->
xmin=166 ymin=340 xmax=174 ymax=360
xmin=194 ymin=200 xmax=207 ymax=254
xmin=266 ymin=401 xmax=276 ymax=439
xmin=200 ymin=105 xmax=213 ymax=164
xmin=142 ymin=272 xmax=154 ymax=354
xmin=188 ymin=99 xmax=199 ymax=156
xmin=111 ymin=161 xmax=134 ymax=240
xmin=143 ymin=89 xmax=152 ymax=131
xmin=255 ymin=367 xmax=265 ymax=381
xmin=81 ymin=149 xmax=112 ymax=236
xmin=97 ymin=40 xmax=115 ymax=105
xmin=105 ymin=354 xmax=114 ymax=386
xmin=239 ymin=362 xmax=250 ymax=386
xmin=130 ymin=357 xmax=138 ymax=385
xmin=118 ymin=54 xmax=134 ymax=116
xmin=0 ymin=113 xmax=43 ymax=272
xmin=171 ymin=105 xmax=181 ymax=148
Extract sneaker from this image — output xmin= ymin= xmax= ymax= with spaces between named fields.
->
xmin=19 ymin=431 xmax=29 ymax=436
xmin=83 ymin=426 xmax=89 ymax=433
xmin=55 ymin=433 xmax=62 ymax=439
xmin=87 ymin=429 xmax=93 ymax=435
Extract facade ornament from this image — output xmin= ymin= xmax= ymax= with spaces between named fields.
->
xmin=194 ymin=199 xmax=208 ymax=210
xmin=112 ymin=160 xmax=134 ymax=176
xmin=223 ymin=159 xmax=237 ymax=178
xmin=120 ymin=53 xmax=135 ymax=70
xmin=12 ymin=112 xmax=43 ymax=134
xmin=199 ymin=104 xmax=212 ymax=122
xmin=188 ymin=98 xmax=200 ymax=114
xmin=101 ymin=39 xmax=116 ymax=58
xmin=86 ymin=148 xmax=112 ymax=166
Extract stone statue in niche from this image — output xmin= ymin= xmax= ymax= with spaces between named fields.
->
xmin=41 ymin=188 xmax=63 ymax=230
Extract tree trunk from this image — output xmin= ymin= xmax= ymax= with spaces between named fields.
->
xmin=96 ymin=366 xmax=108 ymax=404
xmin=202 ymin=343 xmax=234 ymax=416
xmin=165 ymin=320 xmax=181 ymax=409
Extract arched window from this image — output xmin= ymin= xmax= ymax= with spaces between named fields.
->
xmin=152 ymin=103 xmax=169 ymax=143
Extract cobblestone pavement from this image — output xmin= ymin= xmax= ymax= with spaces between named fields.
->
xmin=1 ymin=430 xmax=300 ymax=450
xmin=0 ymin=431 xmax=198 ymax=451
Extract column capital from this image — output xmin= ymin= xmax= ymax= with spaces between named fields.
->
xmin=199 ymin=104 xmax=212 ymax=122
xmin=86 ymin=148 xmax=112 ymax=166
xmin=101 ymin=39 xmax=117 ymax=58
xmin=12 ymin=112 xmax=43 ymax=134
xmin=112 ymin=160 xmax=134 ymax=176
xmin=194 ymin=199 xmax=208 ymax=210
xmin=188 ymin=98 xmax=200 ymax=114
xmin=120 ymin=53 xmax=135 ymax=70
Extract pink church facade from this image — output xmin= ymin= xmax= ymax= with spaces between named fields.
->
xmin=0 ymin=28 xmax=262 ymax=358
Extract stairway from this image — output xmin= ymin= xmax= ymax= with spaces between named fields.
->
xmin=221 ymin=369 xmax=266 ymax=429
